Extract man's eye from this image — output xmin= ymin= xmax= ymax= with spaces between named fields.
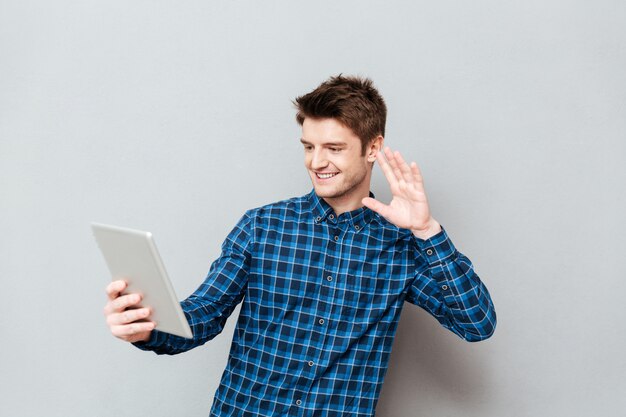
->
xmin=330 ymin=148 xmax=341 ymax=152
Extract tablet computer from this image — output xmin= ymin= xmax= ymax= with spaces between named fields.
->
xmin=92 ymin=223 xmax=193 ymax=339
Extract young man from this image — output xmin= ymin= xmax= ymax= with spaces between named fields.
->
xmin=104 ymin=75 xmax=496 ymax=416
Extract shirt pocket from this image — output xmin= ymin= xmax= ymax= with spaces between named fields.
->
xmin=344 ymin=273 xmax=407 ymax=307
xmin=338 ymin=274 xmax=406 ymax=333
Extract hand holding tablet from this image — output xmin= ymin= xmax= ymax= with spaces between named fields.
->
xmin=104 ymin=280 xmax=156 ymax=343
xmin=93 ymin=223 xmax=193 ymax=341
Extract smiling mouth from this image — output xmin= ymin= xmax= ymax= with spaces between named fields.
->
xmin=316 ymin=172 xmax=339 ymax=179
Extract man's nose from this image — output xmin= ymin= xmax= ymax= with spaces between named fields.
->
xmin=310 ymin=150 xmax=328 ymax=169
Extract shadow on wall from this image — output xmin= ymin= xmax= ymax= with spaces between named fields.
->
xmin=376 ymin=305 xmax=493 ymax=416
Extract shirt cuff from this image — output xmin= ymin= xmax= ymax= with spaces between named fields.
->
xmin=412 ymin=225 xmax=457 ymax=267
xmin=131 ymin=329 xmax=169 ymax=351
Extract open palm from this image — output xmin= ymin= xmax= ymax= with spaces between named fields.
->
xmin=362 ymin=147 xmax=440 ymax=238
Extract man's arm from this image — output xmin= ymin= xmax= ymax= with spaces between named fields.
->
xmin=362 ymin=147 xmax=496 ymax=341
xmin=103 ymin=212 xmax=254 ymax=354
xmin=407 ymin=227 xmax=496 ymax=341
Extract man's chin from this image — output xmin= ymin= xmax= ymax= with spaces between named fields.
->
xmin=313 ymin=186 xmax=344 ymax=200
xmin=312 ymin=185 xmax=331 ymax=197
xmin=313 ymin=188 xmax=331 ymax=198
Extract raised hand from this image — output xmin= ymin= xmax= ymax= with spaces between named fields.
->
xmin=362 ymin=147 xmax=441 ymax=239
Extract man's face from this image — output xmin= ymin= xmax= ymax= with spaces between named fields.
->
xmin=301 ymin=118 xmax=376 ymax=206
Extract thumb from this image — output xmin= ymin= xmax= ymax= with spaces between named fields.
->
xmin=362 ymin=197 xmax=390 ymax=218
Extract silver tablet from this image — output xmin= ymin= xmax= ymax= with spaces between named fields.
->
xmin=92 ymin=223 xmax=193 ymax=339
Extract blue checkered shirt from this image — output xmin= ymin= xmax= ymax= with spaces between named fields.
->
xmin=135 ymin=190 xmax=496 ymax=416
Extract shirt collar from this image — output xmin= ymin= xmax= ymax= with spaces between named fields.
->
xmin=306 ymin=189 xmax=376 ymax=231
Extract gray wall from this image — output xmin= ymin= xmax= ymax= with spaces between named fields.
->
xmin=1 ymin=1 xmax=624 ymax=416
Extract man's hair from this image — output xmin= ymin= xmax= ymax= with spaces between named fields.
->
xmin=294 ymin=75 xmax=386 ymax=155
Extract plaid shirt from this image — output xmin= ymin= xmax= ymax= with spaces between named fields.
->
xmin=136 ymin=190 xmax=496 ymax=416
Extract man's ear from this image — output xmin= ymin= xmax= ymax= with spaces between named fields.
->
xmin=367 ymin=135 xmax=384 ymax=162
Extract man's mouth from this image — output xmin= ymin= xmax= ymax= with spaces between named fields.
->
xmin=316 ymin=172 xmax=339 ymax=179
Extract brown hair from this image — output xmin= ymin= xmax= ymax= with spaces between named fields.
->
xmin=294 ymin=75 xmax=386 ymax=155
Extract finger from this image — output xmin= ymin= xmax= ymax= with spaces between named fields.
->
xmin=393 ymin=151 xmax=414 ymax=185
xmin=383 ymin=147 xmax=404 ymax=184
xmin=362 ymin=197 xmax=392 ymax=219
xmin=106 ymin=280 xmax=127 ymax=301
xmin=107 ymin=307 xmax=151 ymax=326
xmin=107 ymin=293 xmax=142 ymax=314
xmin=411 ymin=162 xmax=425 ymax=189
xmin=111 ymin=321 xmax=156 ymax=338
xmin=375 ymin=150 xmax=399 ymax=188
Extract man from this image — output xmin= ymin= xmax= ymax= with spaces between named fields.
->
xmin=104 ymin=75 xmax=496 ymax=416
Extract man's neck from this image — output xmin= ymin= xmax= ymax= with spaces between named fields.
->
xmin=323 ymin=188 xmax=370 ymax=216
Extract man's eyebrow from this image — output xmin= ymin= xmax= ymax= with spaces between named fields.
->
xmin=299 ymin=138 xmax=347 ymax=147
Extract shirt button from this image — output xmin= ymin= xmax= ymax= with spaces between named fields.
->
xmin=426 ymin=249 xmax=433 ymax=255
xmin=329 ymin=214 xmax=334 ymax=220
xmin=295 ymin=399 xmax=302 ymax=406
xmin=318 ymin=318 xmax=325 ymax=324
xmin=334 ymin=236 xmax=339 ymax=241
xmin=308 ymin=361 xmax=314 ymax=366
xmin=326 ymin=276 xmax=333 ymax=282
xmin=441 ymin=284 xmax=449 ymax=291
xmin=316 ymin=216 xmax=321 ymax=222
xmin=355 ymin=225 xmax=360 ymax=230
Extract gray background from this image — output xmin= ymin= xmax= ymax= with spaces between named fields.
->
xmin=1 ymin=1 xmax=624 ymax=416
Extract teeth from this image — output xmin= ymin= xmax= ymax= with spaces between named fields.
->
xmin=317 ymin=172 xmax=338 ymax=179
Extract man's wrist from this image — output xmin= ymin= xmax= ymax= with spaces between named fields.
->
xmin=411 ymin=219 xmax=442 ymax=240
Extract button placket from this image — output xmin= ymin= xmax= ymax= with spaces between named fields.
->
xmin=310 ymin=221 xmax=343 ymax=400
xmin=329 ymin=225 xmax=342 ymax=243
